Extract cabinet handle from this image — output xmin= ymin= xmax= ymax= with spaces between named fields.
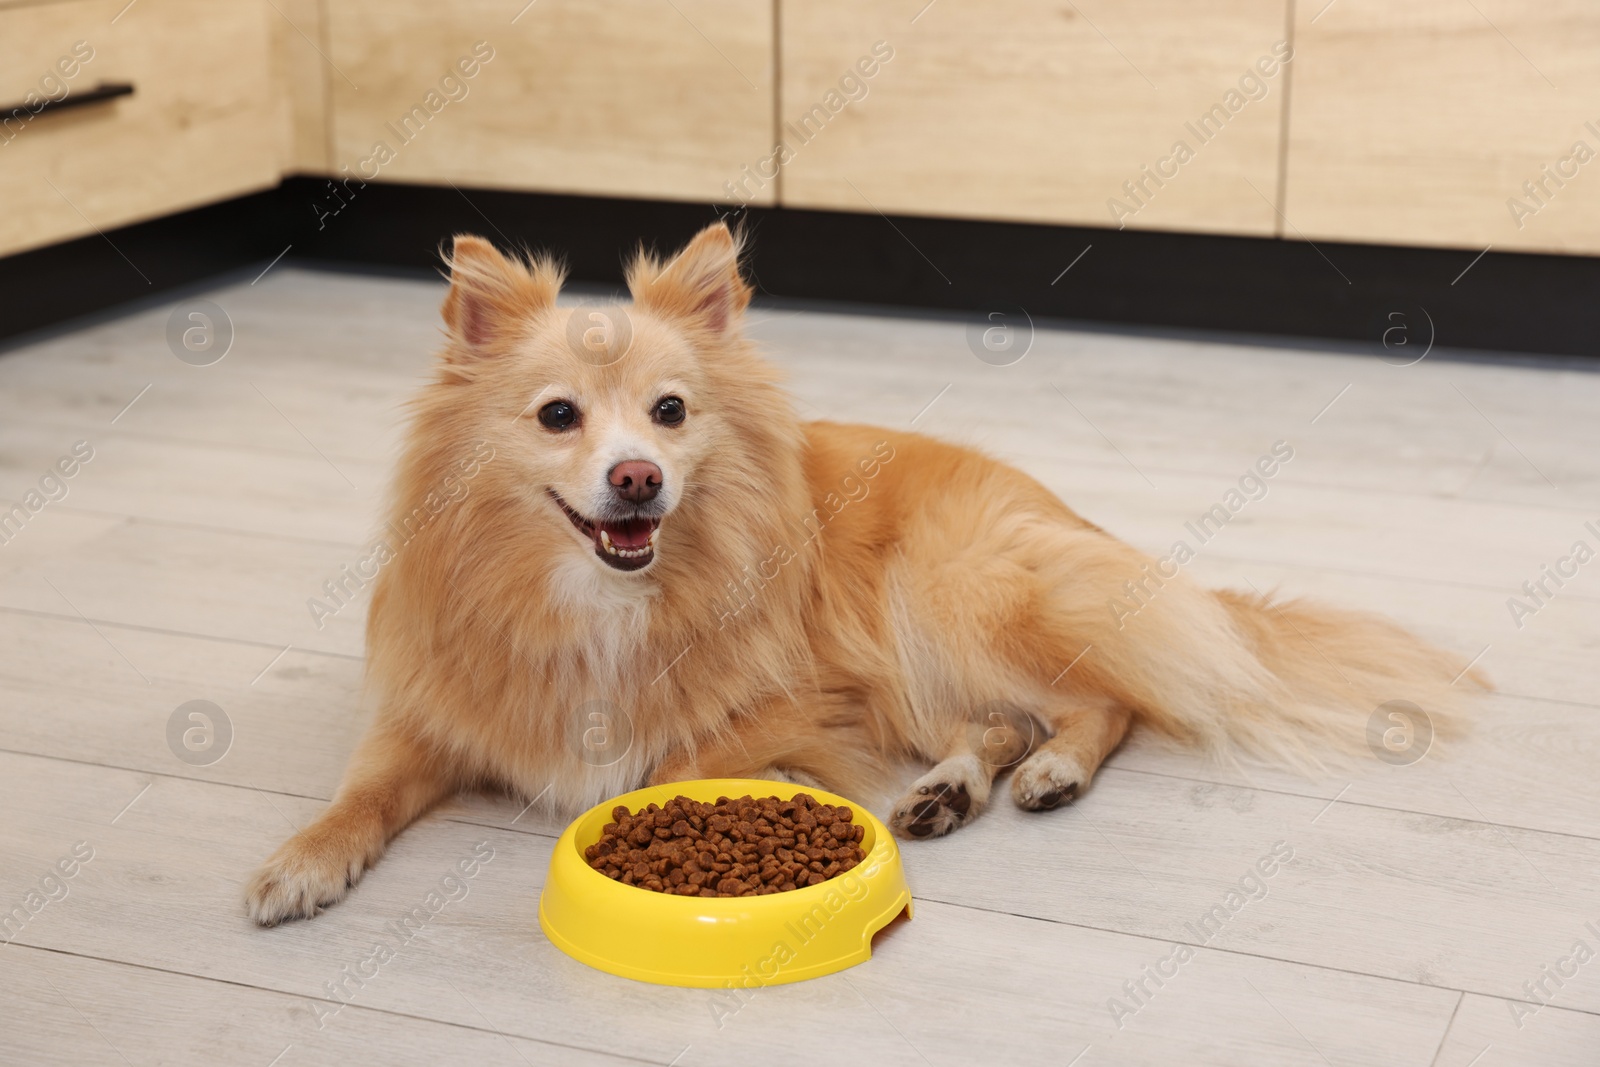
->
xmin=3 ymin=82 xmax=134 ymax=120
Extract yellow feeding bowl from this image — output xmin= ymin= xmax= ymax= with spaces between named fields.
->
xmin=539 ymin=778 xmax=913 ymax=988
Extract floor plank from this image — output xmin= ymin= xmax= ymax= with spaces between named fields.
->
xmin=1433 ymin=992 xmax=1600 ymax=1067
xmin=0 ymin=944 xmax=646 ymax=1067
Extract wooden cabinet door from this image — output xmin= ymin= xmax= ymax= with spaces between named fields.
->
xmin=325 ymin=0 xmax=775 ymax=204
xmin=0 ymin=0 xmax=284 ymax=258
xmin=1285 ymin=0 xmax=1600 ymax=254
xmin=778 ymin=0 xmax=1292 ymax=236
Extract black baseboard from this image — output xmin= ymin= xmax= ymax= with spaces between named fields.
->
xmin=0 ymin=189 xmax=286 ymax=345
xmin=4 ymin=175 xmax=1597 ymax=359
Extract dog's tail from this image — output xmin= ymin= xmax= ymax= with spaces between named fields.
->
xmin=1082 ymin=573 xmax=1486 ymax=770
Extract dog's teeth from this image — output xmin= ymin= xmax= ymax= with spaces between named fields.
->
xmin=599 ymin=527 xmax=657 ymax=561
xmin=647 ymin=527 xmax=658 ymax=549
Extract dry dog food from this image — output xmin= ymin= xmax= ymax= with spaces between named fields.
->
xmin=584 ymin=793 xmax=867 ymax=896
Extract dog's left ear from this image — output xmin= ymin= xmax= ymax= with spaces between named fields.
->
xmin=629 ymin=222 xmax=751 ymax=337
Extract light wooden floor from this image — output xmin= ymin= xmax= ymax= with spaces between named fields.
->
xmin=2 ymin=266 xmax=1598 ymax=1066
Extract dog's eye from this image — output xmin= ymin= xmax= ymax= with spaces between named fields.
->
xmin=538 ymin=400 xmax=579 ymax=431
xmin=653 ymin=396 xmax=686 ymax=426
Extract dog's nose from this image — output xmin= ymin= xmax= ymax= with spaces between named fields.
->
xmin=608 ymin=459 xmax=662 ymax=503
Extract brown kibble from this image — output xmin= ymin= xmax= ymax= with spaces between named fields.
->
xmin=583 ymin=793 xmax=869 ymax=898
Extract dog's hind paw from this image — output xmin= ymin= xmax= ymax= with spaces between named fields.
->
xmin=1011 ymin=749 xmax=1086 ymax=811
xmin=890 ymin=757 xmax=986 ymax=839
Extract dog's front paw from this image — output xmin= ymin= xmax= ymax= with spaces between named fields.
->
xmin=890 ymin=757 xmax=986 ymax=839
xmin=1011 ymin=749 xmax=1087 ymax=811
xmin=245 ymin=833 xmax=367 ymax=926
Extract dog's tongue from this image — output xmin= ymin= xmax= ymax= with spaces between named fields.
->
xmin=601 ymin=517 xmax=655 ymax=549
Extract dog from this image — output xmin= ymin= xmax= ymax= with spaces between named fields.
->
xmin=245 ymin=222 xmax=1483 ymax=925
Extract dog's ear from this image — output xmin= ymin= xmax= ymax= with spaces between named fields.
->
xmin=441 ymin=235 xmax=562 ymax=355
xmin=628 ymin=222 xmax=751 ymax=337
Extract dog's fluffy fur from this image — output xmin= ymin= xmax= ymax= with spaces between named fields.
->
xmin=246 ymin=223 xmax=1485 ymax=925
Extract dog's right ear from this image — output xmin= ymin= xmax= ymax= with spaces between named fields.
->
xmin=441 ymin=235 xmax=563 ymax=356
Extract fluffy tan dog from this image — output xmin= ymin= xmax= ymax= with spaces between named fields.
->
xmin=246 ymin=223 xmax=1481 ymax=925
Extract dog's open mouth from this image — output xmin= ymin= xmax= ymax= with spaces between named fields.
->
xmin=549 ymin=491 xmax=660 ymax=572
